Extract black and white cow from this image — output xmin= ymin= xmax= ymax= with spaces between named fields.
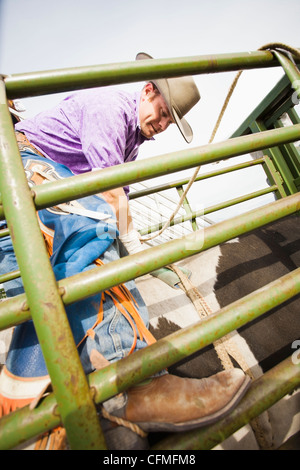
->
xmin=136 ymin=214 xmax=300 ymax=450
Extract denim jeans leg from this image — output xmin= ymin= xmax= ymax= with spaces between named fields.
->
xmin=0 ymin=150 xmax=151 ymax=376
xmin=78 ymin=243 xmax=151 ymax=374
xmin=0 ymin=232 xmax=24 ymax=298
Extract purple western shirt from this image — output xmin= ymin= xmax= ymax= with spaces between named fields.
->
xmin=15 ymin=87 xmax=151 ymax=195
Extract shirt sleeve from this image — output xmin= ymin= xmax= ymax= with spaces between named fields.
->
xmin=77 ymin=90 xmax=133 ymax=171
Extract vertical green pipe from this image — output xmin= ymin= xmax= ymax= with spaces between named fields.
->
xmin=288 ymin=107 xmax=300 ymax=125
xmin=273 ymin=50 xmax=300 ymax=93
xmin=176 ymin=185 xmax=199 ymax=231
xmin=139 ymin=186 xmax=278 ymax=235
xmin=0 ymin=80 xmax=106 ymax=449
xmin=250 ymin=120 xmax=298 ymax=195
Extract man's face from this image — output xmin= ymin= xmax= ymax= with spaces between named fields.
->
xmin=139 ymin=83 xmax=174 ymax=139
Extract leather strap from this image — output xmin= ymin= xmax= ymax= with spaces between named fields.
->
xmin=15 ymin=131 xmax=45 ymax=158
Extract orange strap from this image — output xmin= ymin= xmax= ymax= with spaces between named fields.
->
xmin=77 ymin=258 xmax=156 ymax=353
xmin=38 ymin=219 xmax=156 ymax=354
xmin=0 ymin=395 xmax=33 ymax=418
xmin=34 ymin=427 xmax=67 ymax=450
xmin=38 ymin=214 xmax=54 ymax=257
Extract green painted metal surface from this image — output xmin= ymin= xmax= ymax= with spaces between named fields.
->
xmin=0 ymin=264 xmax=299 ymax=449
xmin=152 ymin=355 xmax=300 ymax=450
xmin=1 ymin=123 xmax=299 ymax=220
xmin=273 ymin=50 xmax=300 ymax=90
xmin=231 ymin=53 xmax=300 ymax=201
xmin=0 ymin=47 xmax=299 ymax=450
xmin=0 ymin=192 xmax=299 ymax=332
xmin=0 ymin=81 xmax=106 ymax=450
xmin=4 ymin=50 xmax=278 ymax=100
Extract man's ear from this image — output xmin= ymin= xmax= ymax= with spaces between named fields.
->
xmin=143 ymin=82 xmax=156 ymax=97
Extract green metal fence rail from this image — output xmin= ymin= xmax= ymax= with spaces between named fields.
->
xmin=231 ymin=75 xmax=300 ymax=199
xmin=0 ymin=48 xmax=300 ymax=450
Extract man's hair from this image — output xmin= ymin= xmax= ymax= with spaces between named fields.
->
xmin=150 ymin=82 xmax=159 ymax=92
xmin=143 ymin=82 xmax=160 ymax=102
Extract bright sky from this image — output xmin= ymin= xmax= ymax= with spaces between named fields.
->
xmin=1 ymin=0 xmax=299 ymax=224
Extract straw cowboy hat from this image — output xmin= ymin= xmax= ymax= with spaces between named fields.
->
xmin=136 ymin=52 xmax=200 ymax=143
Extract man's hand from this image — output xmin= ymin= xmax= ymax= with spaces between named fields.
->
xmin=101 ymin=187 xmax=133 ymax=235
xmin=119 ymin=229 xmax=144 ymax=254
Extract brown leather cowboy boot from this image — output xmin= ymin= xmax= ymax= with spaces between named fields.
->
xmin=103 ymin=368 xmax=250 ymax=433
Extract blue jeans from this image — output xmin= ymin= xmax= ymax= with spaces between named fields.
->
xmin=0 ymin=150 xmax=150 ymax=378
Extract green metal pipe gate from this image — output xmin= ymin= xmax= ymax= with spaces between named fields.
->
xmin=0 ymin=47 xmax=299 ymax=450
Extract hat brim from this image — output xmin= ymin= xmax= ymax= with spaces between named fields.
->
xmin=136 ymin=52 xmax=193 ymax=143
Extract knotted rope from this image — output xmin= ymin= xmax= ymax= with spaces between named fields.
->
xmin=101 ymin=406 xmax=148 ymax=439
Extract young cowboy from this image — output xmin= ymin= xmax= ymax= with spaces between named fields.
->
xmin=0 ymin=53 xmax=250 ymax=449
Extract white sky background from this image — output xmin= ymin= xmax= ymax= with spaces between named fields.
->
xmin=0 ymin=0 xmax=299 ymax=225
